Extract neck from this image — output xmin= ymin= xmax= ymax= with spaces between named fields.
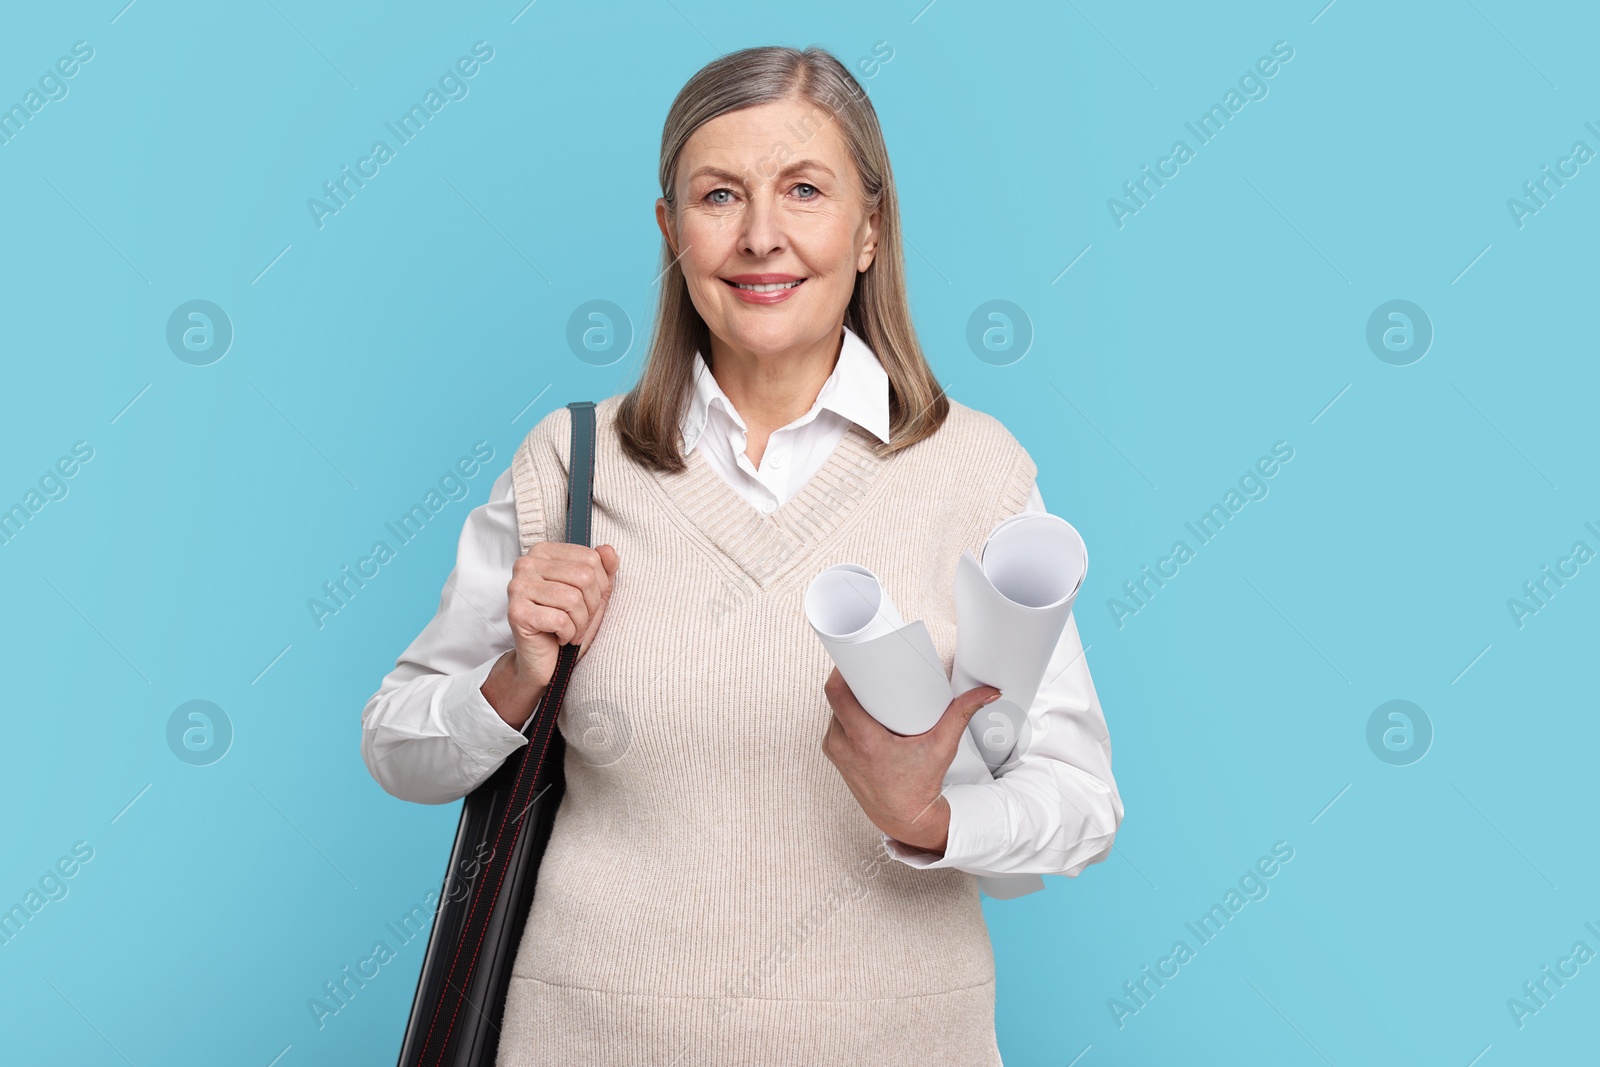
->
xmin=706 ymin=324 xmax=844 ymax=463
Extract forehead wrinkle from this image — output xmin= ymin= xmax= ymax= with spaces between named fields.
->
xmin=686 ymin=159 xmax=839 ymax=186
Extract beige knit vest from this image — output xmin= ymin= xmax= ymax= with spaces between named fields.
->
xmin=493 ymin=393 xmax=1036 ymax=1067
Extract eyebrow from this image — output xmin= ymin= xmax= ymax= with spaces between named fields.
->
xmin=687 ymin=159 xmax=837 ymax=185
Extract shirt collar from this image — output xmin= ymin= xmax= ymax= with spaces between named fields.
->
xmin=679 ymin=325 xmax=892 ymax=454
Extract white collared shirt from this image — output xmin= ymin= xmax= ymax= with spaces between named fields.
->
xmin=681 ymin=324 xmax=897 ymax=514
xmin=360 ymin=326 xmax=1122 ymax=889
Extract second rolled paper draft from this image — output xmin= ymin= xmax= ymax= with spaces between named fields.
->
xmin=953 ymin=512 xmax=1088 ymax=771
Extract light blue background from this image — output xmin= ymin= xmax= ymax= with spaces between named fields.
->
xmin=2 ymin=1 xmax=1595 ymax=1064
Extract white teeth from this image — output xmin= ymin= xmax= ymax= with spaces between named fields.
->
xmin=733 ymin=280 xmax=802 ymax=292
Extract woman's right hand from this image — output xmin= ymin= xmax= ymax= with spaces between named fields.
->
xmin=482 ymin=542 xmax=620 ymax=730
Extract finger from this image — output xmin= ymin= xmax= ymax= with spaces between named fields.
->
xmin=516 ymin=579 xmax=590 ymax=644
xmin=525 ymin=552 xmax=608 ymax=620
xmin=574 ymin=545 xmax=618 ymax=615
xmin=821 ymin=714 xmax=845 ymax=764
xmin=524 ymin=547 xmax=617 ymax=656
xmin=574 ymin=548 xmax=620 ymax=652
xmin=529 ymin=544 xmax=617 ymax=600
xmin=823 ymin=667 xmax=892 ymax=741
xmin=514 ymin=601 xmax=578 ymax=645
xmin=592 ymin=545 xmax=619 ymax=610
xmin=575 ymin=586 xmax=611 ymax=654
xmin=933 ymin=684 xmax=1003 ymax=745
xmin=525 ymin=540 xmax=605 ymax=569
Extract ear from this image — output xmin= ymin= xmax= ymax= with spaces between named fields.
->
xmin=856 ymin=207 xmax=880 ymax=273
xmin=655 ymin=198 xmax=677 ymax=257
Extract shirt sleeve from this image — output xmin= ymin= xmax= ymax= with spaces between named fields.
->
xmin=359 ymin=465 xmax=531 ymax=805
xmin=883 ymin=481 xmax=1125 ymax=878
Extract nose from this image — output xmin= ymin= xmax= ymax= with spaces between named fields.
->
xmin=739 ymin=188 xmax=784 ymax=258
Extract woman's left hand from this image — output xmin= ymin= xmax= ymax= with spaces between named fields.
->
xmin=821 ymin=667 xmax=1001 ymax=856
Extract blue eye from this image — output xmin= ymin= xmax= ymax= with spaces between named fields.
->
xmin=702 ymin=184 xmax=819 ymax=205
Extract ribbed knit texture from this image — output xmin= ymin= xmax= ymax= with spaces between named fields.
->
xmin=496 ymin=394 xmax=1036 ymax=1066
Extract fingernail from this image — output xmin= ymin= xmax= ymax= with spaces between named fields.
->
xmin=982 ymin=692 xmax=1002 ymax=705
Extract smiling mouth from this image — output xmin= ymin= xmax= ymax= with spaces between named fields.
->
xmin=723 ymin=279 xmax=805 ymax=292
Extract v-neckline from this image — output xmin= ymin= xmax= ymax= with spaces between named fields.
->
xmin=643 ymin=422 xmax=891 ymax=587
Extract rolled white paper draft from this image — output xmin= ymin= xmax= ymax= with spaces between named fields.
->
xmin=953 ymin=512 xmax=1088 ymax=771
xmin=803 ymin=563 xmax=994 ymax=789
xmin=803 ymin=563 xmax=948 ymax=736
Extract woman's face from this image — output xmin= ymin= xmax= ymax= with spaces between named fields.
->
xmin=657 ymin=95 xmax=879 ymax=361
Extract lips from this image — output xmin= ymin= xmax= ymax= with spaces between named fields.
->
xmin=722 ymin=274 xmax=806 ymax=293
xmin=725 ymin=280 xmax=803 ymax=292
xmin=721 ymin=274 xmax=806 ymax=304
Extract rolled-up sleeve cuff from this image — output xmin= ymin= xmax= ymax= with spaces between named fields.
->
xmin=439 ymin=654 xmax=529 ymax=772
xmin=881 ymin=782 xmax=1010 ymax=870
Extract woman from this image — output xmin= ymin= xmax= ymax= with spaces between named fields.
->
xmin=362 ymin=45 xmax=1123 ymax=1065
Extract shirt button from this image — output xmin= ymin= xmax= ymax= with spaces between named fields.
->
xmin=758 ymin=499 xmax=775 ymax=515
xmin=768 ymin=454 xmax=784 ymax=469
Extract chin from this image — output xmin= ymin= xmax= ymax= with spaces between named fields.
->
xmin=733 ymin=320 xmax=818 ymax=355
